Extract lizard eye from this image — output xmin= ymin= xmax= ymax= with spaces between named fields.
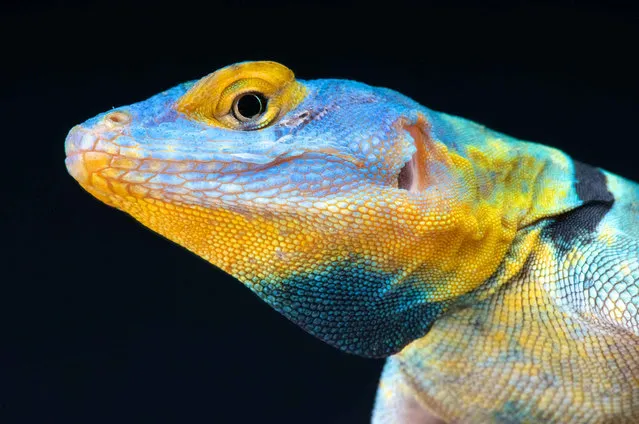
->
xmin=232 ymin=92 xmax=267 ymax=122
xmin=175 ymin=61 xmax=307 ymax=131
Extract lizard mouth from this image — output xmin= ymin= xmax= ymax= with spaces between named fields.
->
xmin=65 ymin=124 xmax=367 ymax=208
xmin=397 ymin=122 xmax=429 ymax=194
xmin=237 ymin=148 xmax=365 ymax=173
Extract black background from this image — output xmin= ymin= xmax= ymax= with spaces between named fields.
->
xmin=3 ymin=1 xmax=639 ymax=423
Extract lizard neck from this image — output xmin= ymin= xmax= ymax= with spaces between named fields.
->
xmin=431 ymin=112 xmax=586 ymax=230
xmin=388 ymin=111 xmax=596 ymax=317
xmin=419 ymin=111 xmax=620 ymax=309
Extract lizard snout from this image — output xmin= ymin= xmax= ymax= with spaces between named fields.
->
xmin=65 ymin=110 xmax=135 ymax=187
xmin=64 ymin=125 xmax=115 ymax=189
xmin=65 ymin=126 xmax=99 ymax=185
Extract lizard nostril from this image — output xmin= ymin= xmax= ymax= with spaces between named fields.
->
xmin=104 ymin=111 xmax=131 ymax=127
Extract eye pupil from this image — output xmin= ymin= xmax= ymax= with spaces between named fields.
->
xmin=234 ymin=93 xmax=266 ymax=121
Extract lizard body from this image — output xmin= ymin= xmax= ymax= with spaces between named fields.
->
xmin=64 ymin=62 xmax=639 ymax=423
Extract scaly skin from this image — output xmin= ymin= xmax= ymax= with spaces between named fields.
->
xmin=64 ymin=61 xmax=639 ymax=423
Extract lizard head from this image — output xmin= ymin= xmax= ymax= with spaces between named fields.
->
xmin=65 ymin=61 xmax=541 ymax=357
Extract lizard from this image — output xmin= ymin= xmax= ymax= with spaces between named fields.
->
xmin=64 ymin=61 xmax=639 ymax=423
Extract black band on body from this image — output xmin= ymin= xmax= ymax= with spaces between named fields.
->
xmin=545 ymin=160 xmax=614 ymax=251
xmin=573 ymin=160 xmax=614 ymax=204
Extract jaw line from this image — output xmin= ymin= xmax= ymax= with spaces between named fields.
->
xmin=65 ymin=147 xmax=367 ymax=209
xmin=245 ymin=148 xmax=365 ymax=173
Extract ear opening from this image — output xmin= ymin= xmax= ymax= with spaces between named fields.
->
xmin=397 ymin=116 xmax=431 ymax=193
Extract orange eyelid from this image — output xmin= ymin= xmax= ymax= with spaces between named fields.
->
xmin=174 ymin=61 xmax=307 ymax=129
